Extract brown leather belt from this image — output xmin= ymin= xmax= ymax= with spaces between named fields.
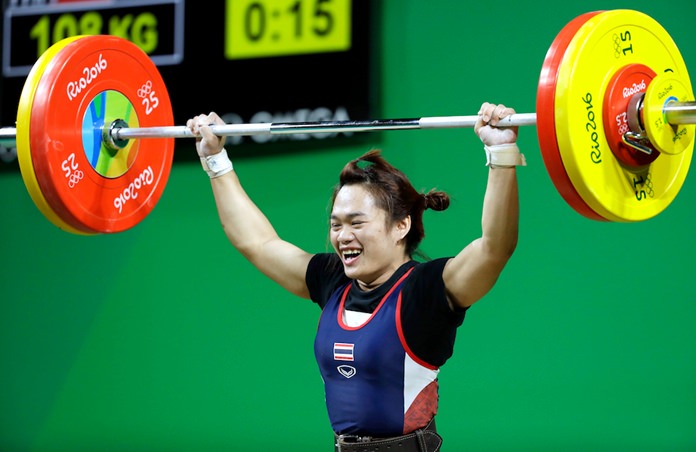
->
xmin=334 ymin=418 xmax=442 ymax=452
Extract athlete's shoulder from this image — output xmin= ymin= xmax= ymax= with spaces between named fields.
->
xmin=408 ymin=257 xmax=452 ymax=280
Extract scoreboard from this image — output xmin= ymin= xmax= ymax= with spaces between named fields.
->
xmin=0 ymin=0 xmax=374 ymax=169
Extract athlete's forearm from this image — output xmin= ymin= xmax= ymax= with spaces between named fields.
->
xmin=480 ymin=166 xmax=519 ymax=259
xmin=210 ymin=170 xmax=279 ymax=257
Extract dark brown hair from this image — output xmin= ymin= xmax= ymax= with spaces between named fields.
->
xmin=331 ymin=149 xmax=450 ymax=257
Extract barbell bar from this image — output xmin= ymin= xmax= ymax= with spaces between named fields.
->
xmin=3 ymin=9 xmax=695 ymax=235
xmin=0 ymin=113 xmax=537 ymax=146
xmin=120 ymin=106 xmax=696 ymax=136
xmin=2 ymin=103 xmax=696 ymax=147
xmin=114 ymin=113 xmax=539 ymax=140
xmin=663 ymin=101 xmax=696 ymax=124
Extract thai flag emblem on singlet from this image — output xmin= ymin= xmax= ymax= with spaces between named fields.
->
xmin=333 ymin=343 xmax=354 ymax=361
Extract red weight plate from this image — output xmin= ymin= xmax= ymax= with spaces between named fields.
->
xmin=29 ymin=35 xmax=174 ymax=234
xmin=602 ymin=63 xmax=658 ymax=168
xmin=536 ymin=11 xmax=607 ymax=221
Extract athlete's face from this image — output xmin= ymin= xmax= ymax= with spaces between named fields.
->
xmin=330 ymin=184 xmax=410 ymax=290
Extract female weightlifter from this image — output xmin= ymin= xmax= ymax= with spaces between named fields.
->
xmin=186 ymin=102 xmax=524 ymax=451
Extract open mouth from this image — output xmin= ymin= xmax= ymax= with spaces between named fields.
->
xmin=342 ymin=249 xmax=362 ymax=265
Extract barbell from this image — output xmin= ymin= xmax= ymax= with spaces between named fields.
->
xmin=0 ymin=9 xmax=694 ymax=235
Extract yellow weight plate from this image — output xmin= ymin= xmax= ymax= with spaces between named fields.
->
xmin=16 ymin=35 xmax=94 ymax=235
xmin=554 ymin=9 xmax=692 ymax=222
xmin=643 ymin=73 xmax=695 ymax=155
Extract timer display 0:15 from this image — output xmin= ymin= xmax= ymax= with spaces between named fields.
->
xmin=225 ymin=0 xmax=351 ymax=59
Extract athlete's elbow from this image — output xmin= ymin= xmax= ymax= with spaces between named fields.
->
xmin=482 ymin=233 xmax=518 ymax=263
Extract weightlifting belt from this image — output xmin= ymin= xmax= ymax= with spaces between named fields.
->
xmin=334 ymin=418 xmax=442 ymax=452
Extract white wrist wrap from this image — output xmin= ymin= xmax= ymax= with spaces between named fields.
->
xmin=200 ymin=148 xmax=233 ymax=178
xmin=484 ymin=143 xmax=526 ymax=168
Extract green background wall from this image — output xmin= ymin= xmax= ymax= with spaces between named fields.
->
xmin=2 ymin=0 xmax=695 ymax=450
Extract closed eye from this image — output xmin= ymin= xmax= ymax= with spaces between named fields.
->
xmin=330 ymin=212 xmax=367 ymax=229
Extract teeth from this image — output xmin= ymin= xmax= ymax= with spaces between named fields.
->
xmin=343 ymin=250 xmax=361 ymax=259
